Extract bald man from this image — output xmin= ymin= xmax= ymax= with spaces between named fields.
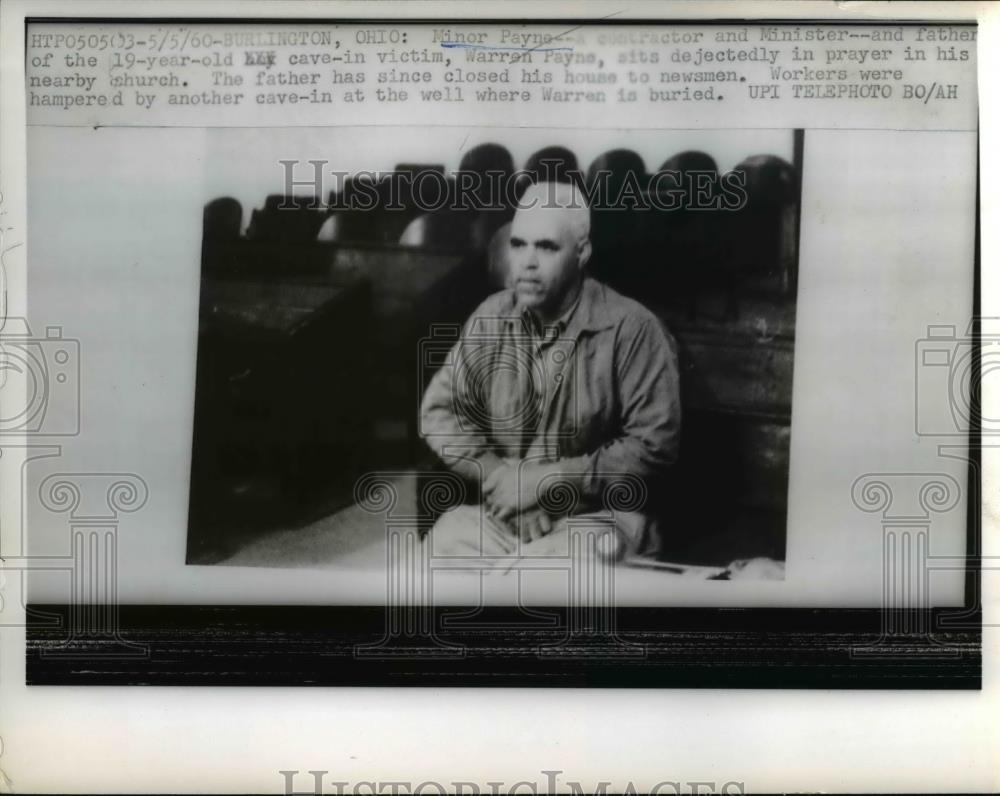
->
xmin=420 ymin=181 xmax=681 ymax=565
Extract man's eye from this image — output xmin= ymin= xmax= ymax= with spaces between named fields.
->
xmin=509 ymin=239 xmax=524 ymax=248
xmin=539 ymin=242 xmax=559 ymax=252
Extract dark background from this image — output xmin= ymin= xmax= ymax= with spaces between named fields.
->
xmin=187 ymin=132 xmax=803 ymax=568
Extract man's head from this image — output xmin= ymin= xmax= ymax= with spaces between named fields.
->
xmin=508 ymin=181 xmax=592 ymax=319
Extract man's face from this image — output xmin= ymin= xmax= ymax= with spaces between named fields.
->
xmin=508 ymin=204 xmax=586 ymax=314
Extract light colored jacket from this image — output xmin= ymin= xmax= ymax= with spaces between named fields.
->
xmin=420 ymin=277 xmax=681 ymax=508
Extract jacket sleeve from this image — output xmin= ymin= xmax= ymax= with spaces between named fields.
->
xmin=419 ymin=319 xmax=499 ymax=483
xmin=562 ymin=314 xmax=682 ymax=504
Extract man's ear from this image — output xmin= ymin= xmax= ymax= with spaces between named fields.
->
xmin=577 ymin=238 xmax=592 ymax=270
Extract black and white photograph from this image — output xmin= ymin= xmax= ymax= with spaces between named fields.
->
xmin=17 ymin=12 xmax=979 ymax=652
xmin=1 ymin=4 xmax=993 ymax=793
xmin=18 ymin=13 xmax=978 ymax=662
xmin=187 ymin=128 xmax=801 ymax=593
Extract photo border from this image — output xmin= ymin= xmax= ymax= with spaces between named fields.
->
xmin=18 ymin=13 xmax=982 ymax=689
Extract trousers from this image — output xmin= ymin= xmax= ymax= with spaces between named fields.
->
xmin=427 ymin=504 xmax=658 ymax=567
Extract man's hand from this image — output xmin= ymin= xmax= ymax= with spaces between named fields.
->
xmin=511 ymin=508 xmax=552 ymax=543
xmin=483 ymin=461 xmax=550 ymax=521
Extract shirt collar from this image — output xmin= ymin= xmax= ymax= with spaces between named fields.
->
xmin=506 ymin=277 xmax=616 ymax=339
xmin=520 ymin=289 xmax=581 ymax=339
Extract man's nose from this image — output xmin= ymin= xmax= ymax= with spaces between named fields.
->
xmin=523 ymin=246 xmax=539 ymax=269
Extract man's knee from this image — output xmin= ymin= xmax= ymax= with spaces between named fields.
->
xmin=613 ymin=510 xmax=656 ymax=553
xmin=551 ymin=510 xmax=657 ymax=561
